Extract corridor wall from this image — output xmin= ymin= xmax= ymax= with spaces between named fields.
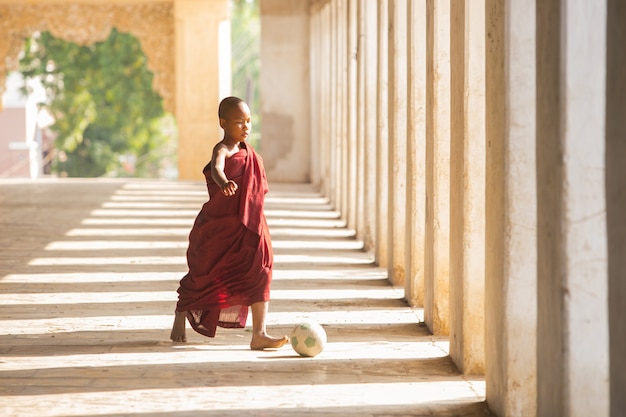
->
xmin=303 ymin=0 xmax=618 ymax=416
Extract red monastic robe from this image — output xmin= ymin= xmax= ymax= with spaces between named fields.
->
xmin=175 ymin=142 xmax=272 ymax=337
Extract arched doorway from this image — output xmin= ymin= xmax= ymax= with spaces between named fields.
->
xmin=0 ymin=0 xmax=231 ymax=180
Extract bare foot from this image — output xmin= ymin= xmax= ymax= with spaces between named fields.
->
xmin=250 ymin=334 xmax=289 ymax=351
xmin=170 ymin=310 xmax=187 ymax=342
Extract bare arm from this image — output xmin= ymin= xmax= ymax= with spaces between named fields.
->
xmin=211 ymin=143 xmax=238 ymax=196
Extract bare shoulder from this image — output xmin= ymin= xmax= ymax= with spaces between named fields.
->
xmin=212 ymin=141 xmax=228 ymax=155
xmin=213 ymin=140 xmax=239 ymax=159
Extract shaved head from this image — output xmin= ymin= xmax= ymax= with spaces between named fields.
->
xmin=219 ymin=96 xmax=246 ymax=119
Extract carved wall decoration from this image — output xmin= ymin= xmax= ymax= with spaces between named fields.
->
xmin=0 ymin=2 xmax=175 ymax=113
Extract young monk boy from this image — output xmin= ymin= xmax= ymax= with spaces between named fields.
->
xmin=170 ymin=96 xmax=288 ymax=350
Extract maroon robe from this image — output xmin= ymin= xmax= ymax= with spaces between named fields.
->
xmin=175 ymin=142 xmax=272 ymax=337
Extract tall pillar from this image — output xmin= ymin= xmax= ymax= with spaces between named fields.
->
xmin=537 ymin=1 xmax=609 ymax=416
xmin=535 ymin=0 xmax=563 ymax=413
xmin=355 ymin=0 xmax=366 ymax=241
xmin=330 ymin=0 xmax=348 ymax=211
xmin=361 ymin=0 xmax=378 ymax=253
xmin=485 ymin=0 xmax=537 ymax=415
xmin=560 ymin=0 xmax=609 ymax=407
xmin=309 ymin=2 xmax=322 ymax=189
xmin=375 ymin=0 xmax=389 ymax=269
xmin=405 ymin=0 xmax=427 ymax=307
xmin=607 ymin=1 xmax=626 ymax=415
xmin=338 ymin=0 xmax=349 ymax=221
xmin=424 ymin=0 xmax=451 ymax=335
xmin=387 ymin=0 xmax=408 ymax=286
xmin=322 ymin=3 xmax=332 ymax=198
xmin=175 ymin=0 xmax=230 ymax=180
xmin=329 ymin=1 xmax=339 ymax=207
xmin=449 ymin=0 xmax=485 ymax=374
xmin=312 ymin=2 xmax=332 ymax=197
xmin=346 ymin=0 xmax=358 ymax=230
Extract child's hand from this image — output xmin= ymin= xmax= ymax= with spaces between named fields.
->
xmin=222 ymin=180 xmax=238 ymax=196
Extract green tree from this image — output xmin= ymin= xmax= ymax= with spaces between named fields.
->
xmin=19 ymin=29 xmax=174 ymax=177
xmin=231 ymin=0 xmax=261 ymax=149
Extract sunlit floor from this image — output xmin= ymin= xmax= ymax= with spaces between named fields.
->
xmin=0 ymin=179 xmax=488 ymax=417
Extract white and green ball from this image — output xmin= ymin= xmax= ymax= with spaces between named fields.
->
xmin=290 ymin=322 xmax=327 ymax=357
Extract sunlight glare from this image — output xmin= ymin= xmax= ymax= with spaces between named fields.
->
xmin=0 ymin=309 xmax=420 ymax=335
xmin=89 ymin=209 xmax=198 ymax=217
xmin=264 ymin=209 xmax=340 ymax=219
xmin=273 ymin=253 xmax=374 ymax=265
xmin=0 ymin=381 xmax=485 ymax=417
xmin=271 ymin=240 xmax=363 ymax=250
xmin=44 ymin=241 xmax=186 ymax=250
xmin=270 ymin=228 xmax=356 ymax=238
xmin=272 ymin=268 xmax=387 ymax=280
xmin=66 ymin=228 xmax=189 ymax=236
xmin=80 ymin=218 xmax=193 ymax=226
xmin=267 ymin=218 xmax=346 ymax=228
xmin=28 ymin=256 xmax=185 ymax=266
xmin=0 ymin=272 xmax=179 ymax=283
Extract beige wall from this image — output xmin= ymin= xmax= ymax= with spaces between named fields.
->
xmin=259 ymin=0 xmax=310 ymax=183
xmin=308 ymin=0 xmax=618 ymax=416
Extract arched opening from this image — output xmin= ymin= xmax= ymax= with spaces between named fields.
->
xmin=13 ymin=29 xmax=177 ymax=178
xmin=0 ymin=2 xmax=177 ymax=179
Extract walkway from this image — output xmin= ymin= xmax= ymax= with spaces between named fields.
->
xmin=0 ymin=179 xmax=488 ymax=417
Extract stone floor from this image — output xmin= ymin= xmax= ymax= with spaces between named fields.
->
xmin=0 ymin=179 xmax=489 ymax=417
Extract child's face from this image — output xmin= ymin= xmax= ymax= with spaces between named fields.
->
xmin=220 ymin=103 xmax=251 ymax=143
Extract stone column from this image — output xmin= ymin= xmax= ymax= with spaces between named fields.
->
xmin=338 ymin=0 xmax=349 ymax=221
xmin=322 ymin=3 xmax=332 ymax=198
xmin=537 ymin=1 xmax=609 ymax=416
xmin=312 ymin=1 xmax=332 ymax=197
xmin=309 ymin=2 xmax=322 ymax=189
xmin=175 ymin=0 xmax=230 ymax=180
xmin=346 ymin=0 xmax=358 ymax=231
xmin=404 ymin=0 xmax=427 ymax=307
xmin=424 ymin=0 xmax=451 ymax=335
xmin=607 ymin=1 xmax=626 ymax=415
xmin=259 ymin=0 xmax=310 ymax=183
xmin=535 ymin=0 xmax=562 ymax=414
xmin=387 ymin=0 xmax=408 ymax=286
xmin=361 ymin=0 xmax=378 ymax=253
xmin=449 ymin=0 xmax=485 ymax=375
xmin=355 ymin=0 xmax=365 ymax=240
xmin=375 ymin=0 xmax=389 ymax=269
xmin=330 ymin=0 xmax=344 ymax=212
xmin=485 ymin=0 xmax=537 ymax=415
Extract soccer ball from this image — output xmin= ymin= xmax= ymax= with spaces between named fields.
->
xmin=290 ymin=322 xmax=327 ymax=357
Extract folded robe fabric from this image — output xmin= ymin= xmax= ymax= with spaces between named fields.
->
xmin=175 ymin=142 xmax=272 ymax=337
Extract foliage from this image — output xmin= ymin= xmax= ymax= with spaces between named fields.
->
xmin=19 ymin=29 xmax=175 ymax=177
xmin=231 ymin=0 xmax=261 ymax=149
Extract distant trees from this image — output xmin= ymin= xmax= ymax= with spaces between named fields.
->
xmin=19 ymin=29 xmax=175 ymax=178
xmin=231 ymin=0 xmax=261 ymax=149
xmin=17 ymin=1 xmax=260 ymax=177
